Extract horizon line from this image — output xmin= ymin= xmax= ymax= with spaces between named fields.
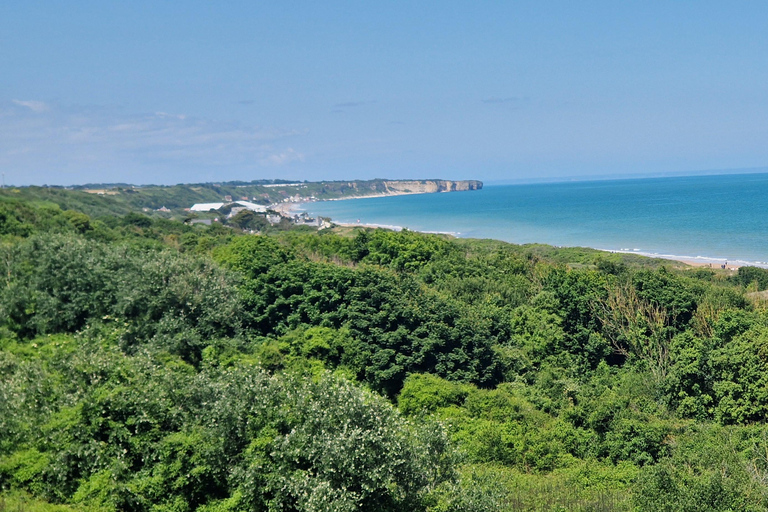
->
xmin=3 ymin=166 xmax=768 ymax=189
xmin=484 ymin=166 xmax=768 ymax=186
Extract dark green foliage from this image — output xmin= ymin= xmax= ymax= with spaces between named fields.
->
xmin=710 ymin=324 xmax=768 ymax=424
xmin=269 ymin=262 xmax=502 ymax=394
xmin=226 ymin=209 xmax=270 ymax=231
xmin=122 ymin=212 xmax=152 ymax=228
xmin=213 ymin=235 xmax=292 ymax=278
xmin=632 ymin=268 xmax=699 ymax=329
xmin=542 ymin=268 xmax=613 ymax=369
xmin=0 ymin=235 xmax=242 ymax=363
xmin=735 ymin=265 xmax=768 ymax=290
xmin=594 ymin=257 xmax=627 ymax=276
xmin=217 ymin=237 xmax=505 ymax=395
xmin=664 ymin=331 xmax=714 ymax=419
xmin=358 ymin=229 xmax=456 ymax=271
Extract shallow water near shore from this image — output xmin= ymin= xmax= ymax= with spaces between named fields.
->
xmin=303 ymin=173 xmax=768 ymax=267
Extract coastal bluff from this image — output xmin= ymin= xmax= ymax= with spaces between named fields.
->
xmin=380 ymin=179 xmax=482 ymax=194
xmin=325 ymin=179 xmax=482 ymax=201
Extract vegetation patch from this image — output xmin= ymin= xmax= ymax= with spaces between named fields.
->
xmin=2 ymin=188 xmax=768 ymax=510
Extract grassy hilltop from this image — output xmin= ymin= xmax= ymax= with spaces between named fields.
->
xmin=2 ymin=185 xmax=768 ymax=511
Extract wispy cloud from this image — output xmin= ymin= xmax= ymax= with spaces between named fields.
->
xmin=12 ymin=99 xmax=50 ymax=112
xmin=154 ymin=111 xmax=187 ymax=120
xmin=0 ymin=100 xmax=307 ymax=184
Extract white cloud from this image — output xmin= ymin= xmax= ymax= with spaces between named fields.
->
xmin=12 ymin=99 xmax=49 ymax=113
xmin=154 ymin=111 xmax=187 ymax=120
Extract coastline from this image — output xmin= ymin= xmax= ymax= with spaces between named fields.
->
xmin=286 ymin=197 xmax=759 ymax=270
xmin=607 ymin=250 xmax=743 ymax=270
xmin=273 ymin=188 xmax=473 ymax=212
xmin=269 ymin=194 xmax=406 ymax=216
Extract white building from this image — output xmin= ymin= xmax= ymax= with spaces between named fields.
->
xmin=190 ymin=202 xmax=225 ymax=212
xmin=231 ymin=201 xmax=267 ymax=213
xmin=190 ymin=201 xmax=267 ymax=213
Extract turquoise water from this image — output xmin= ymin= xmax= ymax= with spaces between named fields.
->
xmin=303 ymin=173 xmax=768 ymax=267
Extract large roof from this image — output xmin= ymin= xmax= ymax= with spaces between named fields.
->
xmin=190 ymin=202 xmax=225 ymax=212
xmin=190 ymin=201 xmax=267 ymax=213
xmin=232 ymin=201 xmax=267 ymax=212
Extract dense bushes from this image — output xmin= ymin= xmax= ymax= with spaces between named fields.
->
xmin=216 ymin=235 xmax=505 ymax=395
xmin=5 ymin=203 xmax=768 ymax=510
xmin=0 ymin=235 xmax=243 ymax=363
xmin=0 ymin=337 xmax=453 ymax=511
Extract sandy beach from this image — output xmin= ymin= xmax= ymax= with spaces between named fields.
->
xmin=675 ymin=259 xmax=740 ymax=270
xmin=270 ymin=202 xmax=302 ymax=216
xmin=270 ymin=188 xmax=459 ymax=214
xmin=605 ymin=250 xmax=743 ymax=270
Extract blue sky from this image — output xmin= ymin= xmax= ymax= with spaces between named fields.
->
xmin=2 ymin=1 xmax=768 ymax=186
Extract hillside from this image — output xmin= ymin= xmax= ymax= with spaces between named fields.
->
xmin=2 ymin=194 xmax=768 ymax=511
xmin=0 ymin=179 xmax=482 ymax=220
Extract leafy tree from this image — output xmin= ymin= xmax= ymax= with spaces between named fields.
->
xmin=122 ymin=212 xmax=153 ymax=228
xmin=227 ymin=210 xmax=270 ymax=232
xmin=735 ymin=266 xmax=768 ymax=291
xmin=710 ymin=324 xmax=768 ymax=424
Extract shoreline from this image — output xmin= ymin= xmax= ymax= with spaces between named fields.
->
xmin=333 ymin=220 xmax=460 ymax=236
xmin=285 ymin=199 xmax=759 ymax=270
xmin=320 ymin=189 xmax=468 ymax=201
xmin=606 ymin=250 xmax=744 ymax=270
xmin=271 ymin=188 xmax=469 ymax=213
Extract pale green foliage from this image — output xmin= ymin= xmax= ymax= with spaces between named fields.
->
xmin=208 ymin=370 xmax=453 ymax=511
xmin=398 ymin=373 xmax=472 ymax=415
xmin=1 ymin=340 xmax=454 ymax=511
xmin=266 ymin=376 xmax=440 ymax=510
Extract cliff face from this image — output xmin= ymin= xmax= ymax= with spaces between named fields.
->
xmin=382 ymin=180 xmax=482 ymax=194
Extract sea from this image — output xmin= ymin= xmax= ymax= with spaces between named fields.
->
xmin=302 ymin=173 xmax=768 ymax=268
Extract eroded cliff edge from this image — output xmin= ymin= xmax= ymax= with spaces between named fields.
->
xmin=381 ymin=180 xmax=482 ymax=194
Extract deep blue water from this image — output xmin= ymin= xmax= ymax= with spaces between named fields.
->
xmin=303 ymin=173 xmax=768 ymax=267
